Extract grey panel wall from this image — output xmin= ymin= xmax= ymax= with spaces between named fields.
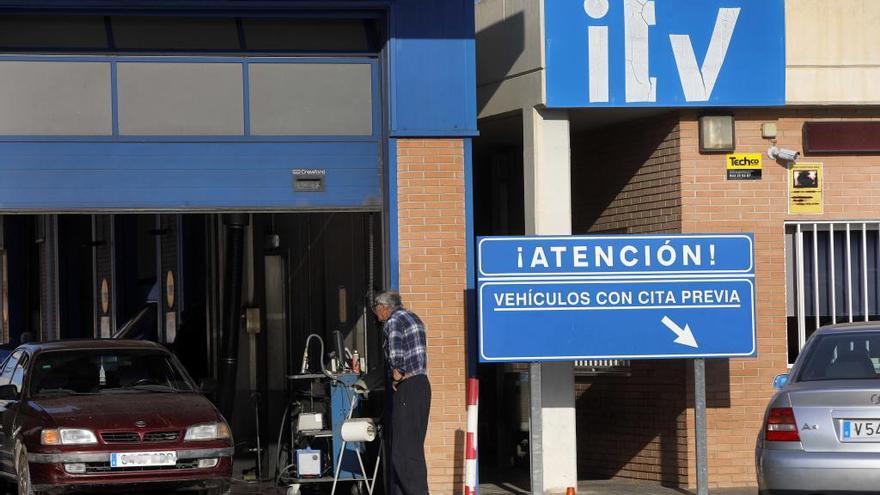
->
xmin=117 ymin=62 xmax=244 ymax=135
xmin=475 ymin=0 xmax=544 ymax=85
xmin=0 ymin=59 xmax=373 ymax=137
xmin=248 ymin=63 xmax=373 ymax=136
xmin=0 ymin=61 xmax=112 ymax=135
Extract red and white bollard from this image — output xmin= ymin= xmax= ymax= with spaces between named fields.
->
xmin=464 ymin=378 xmax=479 ymax=495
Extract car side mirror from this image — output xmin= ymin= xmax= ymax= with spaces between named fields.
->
xmin=772 ymin=373 xmax=789 ymax=391
xmin=0 ymin=384 xmax=19 ymax=401
xmin=199 ymin=378 xmax=217 ymax=394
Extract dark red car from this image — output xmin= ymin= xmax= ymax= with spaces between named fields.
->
xmin=0 ymin=340 xmax=232 ymax=494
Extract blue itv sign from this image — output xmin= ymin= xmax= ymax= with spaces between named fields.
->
xmin=477 ymin=234 xmax=756 ymax=362
xmin=544 ymin=0 xmax=785 ymax=108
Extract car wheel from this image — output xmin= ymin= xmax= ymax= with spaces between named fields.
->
xmin=14 ymin=442 xmax=38 ymax=495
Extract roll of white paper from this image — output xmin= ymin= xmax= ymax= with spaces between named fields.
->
xmin=340 ymin=418 xmax=376 ymax=442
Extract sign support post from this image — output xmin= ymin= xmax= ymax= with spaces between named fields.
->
xmin=521 ymin=106 xmax=577 ymax=494
xmin=529 ymin=362 xmax=543 ymax=495
xmin=694 ymin=358 xmax=709 ymax=495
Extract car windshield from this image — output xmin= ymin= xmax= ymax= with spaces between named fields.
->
xmin=29 ymin=348 xmax=194 ymax=397
xmin=798 ymin=332 xmax=880 ymax=382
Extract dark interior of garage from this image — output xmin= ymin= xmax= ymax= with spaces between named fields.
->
xmin=0 ymin=212 xmax=388 ymax=493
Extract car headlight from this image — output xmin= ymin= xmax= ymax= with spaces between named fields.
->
xmin=184 ymin=422 xmax=231 ymax=442
xmin=41 ymin=428 xmax=98 ymax=446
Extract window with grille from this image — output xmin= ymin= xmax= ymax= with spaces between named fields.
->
xmin=0 ymin=250 xmax=6 ymax=345
xmin=786 ymin=222 xmax=880 ymax=364
xmin=574 ymin=359 xmax=631 ymax=376
xmin=0 ymin=15 xmax=380 ymax=53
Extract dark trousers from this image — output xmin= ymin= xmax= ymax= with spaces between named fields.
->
xmin=391 ymin=373 xmax=431 ymax=495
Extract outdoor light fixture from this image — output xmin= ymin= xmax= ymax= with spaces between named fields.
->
xmin=699 ymin=115 xmax=735 ymax=153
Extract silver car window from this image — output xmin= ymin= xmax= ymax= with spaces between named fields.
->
xmin=799 ymin=333 xmax=880 ymax=381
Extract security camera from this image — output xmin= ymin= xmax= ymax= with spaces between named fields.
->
xmin=768 ymin=146 xmax=800 ymax=163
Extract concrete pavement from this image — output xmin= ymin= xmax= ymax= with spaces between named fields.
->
xmin=479 ymin=479 xmax=758 ymax=495
xmin=225 ymin=478 xmax=759 ymax=494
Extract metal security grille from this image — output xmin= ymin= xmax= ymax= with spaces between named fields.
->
xmin=574 ymin=359 xmax=631 ymax=376
xmin=0 ymin=249 xmax=6 ymax=345
xmin=84 ymin=459 xmax=200 ymax=473
xmin=144 ymin=431 xmax=180 ymax=443
xmin=93 ymin=215 xmax=114 ymax=338
xmin=100 ymin=431 xmax=180 ymax=443
xmin=100 ymin=432 xmax=140 ymax=443
xmin=0 ymin=218 xmax=4 ymax=344
xmin=787 ymin=222 xmax=880 ymax=363
xmin=38 ymin=215 xmax=60 ymax=341
xmin=158 ymin=214 xmax=181 ymax=344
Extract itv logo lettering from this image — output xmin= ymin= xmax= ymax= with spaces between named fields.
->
xmin=545 ymin=0 xmax=784 ymax=108
xmin=583 ymin=0 xmax=739 ymax=103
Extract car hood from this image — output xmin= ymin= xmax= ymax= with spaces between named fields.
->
xmin=31 ymin=392 xmax=220 ymax=430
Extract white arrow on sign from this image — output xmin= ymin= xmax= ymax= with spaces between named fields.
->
xmin=661 ymin=316 xmax=699 ymax=348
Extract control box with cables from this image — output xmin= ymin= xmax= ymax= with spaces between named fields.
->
xmin=274 ymin=333 xmax=380 ymax=493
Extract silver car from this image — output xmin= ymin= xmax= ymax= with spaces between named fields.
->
xmin=757 ymin=322 xmax=880 ymax=494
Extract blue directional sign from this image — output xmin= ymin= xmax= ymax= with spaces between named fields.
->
xmin=544 ymin=0 xmax=785 ymax=108
xmin=477 ymin=234 xmax=756 ymax=362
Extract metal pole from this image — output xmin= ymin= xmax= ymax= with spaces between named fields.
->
xmin=694 ymin=359 xmax=709 ymax=495
xmin=529 ymin=362 xmax=543 ymax=495
xmin=218 ymin=213 xmax=248 ymax=419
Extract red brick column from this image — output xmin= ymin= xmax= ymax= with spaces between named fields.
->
xmin=396 ymin=138 xmax=467 ymax=494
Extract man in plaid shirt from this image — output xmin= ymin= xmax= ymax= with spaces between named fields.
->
xmin=373 ymin=290 xmax=431 ymax=495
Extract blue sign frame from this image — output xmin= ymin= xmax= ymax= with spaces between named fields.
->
xmin=545 ymin=0 xmax=785 ymax=108
xmin=479 ymin=234 xmax=753 ymax=278
xmin=478 ymin=234 xmax=757 ymax=362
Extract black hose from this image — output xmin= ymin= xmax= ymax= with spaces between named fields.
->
xmin=252 ymin=392 xmax=262 ymax=483
xmin=218 ymin=214 xmax=248 ymax=419
xmin=274 ymin=402 xmax=296 ymax=483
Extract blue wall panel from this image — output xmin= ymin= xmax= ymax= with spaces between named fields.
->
xmin=390 ymin=0 xmax=477 ymax=137
xmin=0 ymin=0 xmax=479 ymax=212
xmin=0 ymin=1 xmax=391 ymax=10
xmin=0 ymin=141 xmax=381 ymax=210
xmin=386 ymin=138 xmax=399 ymax=289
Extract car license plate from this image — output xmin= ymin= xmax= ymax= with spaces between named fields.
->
xmin=110 ymin=451 xmax=177 ymax=468
xmin=841 ymin=420 xmax=880 ymax=441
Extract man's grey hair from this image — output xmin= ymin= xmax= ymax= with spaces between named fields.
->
xmin=373 ymin=290 xmax=403 ymax=310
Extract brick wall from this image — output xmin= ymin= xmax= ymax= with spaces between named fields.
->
xmin=679 ymin=109 xmax=880 ymax=487
xmin=570 ymin=115 xmax=689 ymax=485
xmin=396 ymin=139 xmax=468 ymax=494
xmin=572 ymin=115 xmax=682 ymax=234
xmin=575 ymin=361 xmax=688 ymax=485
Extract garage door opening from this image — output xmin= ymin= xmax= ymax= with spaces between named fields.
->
xmin=0 ymin=211 xmax=388 ymax=491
